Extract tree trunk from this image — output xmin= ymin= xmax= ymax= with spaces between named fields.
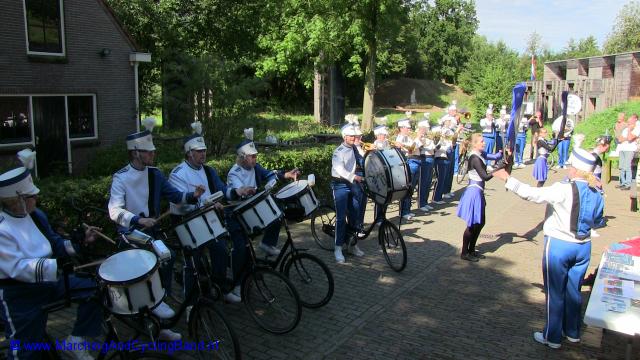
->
xmin=361 ymin=0 xmax=377 ymax=132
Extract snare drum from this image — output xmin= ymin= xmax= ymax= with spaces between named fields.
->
xmin=174 ymin=204 xmax=227 ymax=249
xmin=274 ymin=180 xmax=319 ymax=221
xmin=232 ymin=190 xmax=282 ymax=237
xmin=98 ymin=249 xmax=164 ymax=315
xmin=364 ymin=148 xmax=410 ymax=205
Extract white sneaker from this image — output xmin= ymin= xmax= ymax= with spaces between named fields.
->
xmin=232 ymin=284 xmax=241 ymax=297
xmin=349 ymin=244 xmax=365 ymax=257
xmin=565 ymin=335 xmax=581 ymax=343
xmin=533 ymin=331 xmax=561 ymax=349
xmin=443 ymin=194 xmax=453 ymax=199
xmin=158 ymin=329 xmax=182 ymax=341
xmin=151 ymin=301 xmax=175 ymax=320
xmin=487 ymin=165 xmax=494 ymax=172
xmin=590 ymin=229 xmax=600 ymax=238
xmin=223 ymin=292 xmax=242 ymax=303
xmin=402 ymin=214 xmax=414 ymax=221
xmin=258 ymin=243 xmax=281 ymax=256
xmin=61 ymin=336 xmax=94 ymax=360
xmin=432 ymin=200 xmax=445 ymax=205
xmin=425 ymin=205 xmax=434 ymax=210
xmin=408 ymin=212 xmax=416 ymax=217
xmin=419 ymin=206 xmax=430 ymax=212
xmin=335 ymin=246 xmax=345 ymax=263
xmin=519 ymin=164 xmax=527 ymax=169
xmin=447 ymin=192 xmax=455 ymax=197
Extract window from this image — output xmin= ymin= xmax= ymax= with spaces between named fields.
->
xmin=24 ymin=0 xmax=65 ymax=55
xmin=67 ymin=96 xmax=96 ymax=139
xmin=0 ymin=97 xmax=32 ymax=145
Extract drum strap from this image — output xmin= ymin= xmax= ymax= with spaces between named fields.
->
xmin=148 ymin=170 xmax=158 ymax=218
xmin=146 ymin=280 xmax=156 ymax=303
xmin=204 ymin=166 xmax=218 ymax=194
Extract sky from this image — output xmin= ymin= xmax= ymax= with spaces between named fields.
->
xmin=475 ymin=0 xmax=631 ymax=54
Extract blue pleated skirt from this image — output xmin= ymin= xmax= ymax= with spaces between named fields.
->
xmin=456 ymin=185 xmax=485 ymax=226
xmin=532 ymin=156 xmax=548 ymax=182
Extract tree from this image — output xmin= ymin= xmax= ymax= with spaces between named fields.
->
xmin=525 ymin=31 xmax=543 ymax=57
xmin=409 ymin=0 xmax=478 ymax=83
xmin=604 ymin=0 xmax=640 ymax=53
xmin=561 ymin=36 xmax=601 ymax=59
xmin=256 ymin=0 xmax=410 ymax=130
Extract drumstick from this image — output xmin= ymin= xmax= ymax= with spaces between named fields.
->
xmin=155 ymin=210 xmax=172 ymax=222
xmin=82 ymin=223 xmax=116 ymax=245
xmin=74 ymin=258 xmax=105 ymax=270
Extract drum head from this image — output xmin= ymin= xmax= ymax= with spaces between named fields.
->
xmin=98 ymin=249 xmax=158 ymax=284
xmin=364 ymin=151 xmax=389 ymax=200
xmin=275 ymin=180 xmax=308 ymax=199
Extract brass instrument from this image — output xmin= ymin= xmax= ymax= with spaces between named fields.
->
xmin=361 ymin=142 xmax=377 ymax=152
xmin=462 ymin=111 xmax=472 ymax=120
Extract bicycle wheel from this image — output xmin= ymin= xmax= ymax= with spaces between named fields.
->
xmin=242 ymin=268 xmax=302 ymax=334
xmin=283 ymin=253 xmax=334 ymax=309
xmin=456 ymin=156 xmax=468 ymax=184
xmin=189 ymin=298 xmax=241 ymax=360
xmin=378 ymin=220 xmax=407 ymax=272
xmin=310 ymin=205 xmax=336 ymax=251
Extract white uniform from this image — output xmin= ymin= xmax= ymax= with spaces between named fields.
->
xmin=438 ymin=114 xmax=457 ymax=128
xmin=480 ymin=117 xmax=495 ymax=134
xmin=228 ymin=164 xmax=258 ymax=189
xmin=169 ymin=161 xmax=235 ymax=215
xmin=416 ymin=134 xmax=436 ymax=156
xmin=435 ymin=127 xmax=453 ymax=158
xmin=551 ymin=116 xmax=575 ymax=138
xmin=331 ymin=144 xmax=357 ymax=182
xmin=374 ymin=139 xmax=389 ymax=150
xmin=395 ymin=134 xmax=415 ymax=157
xmin=0 ymin=212 xmax=75 ymax=283
xmin=108 ymin=165 xmax=154 ymax=228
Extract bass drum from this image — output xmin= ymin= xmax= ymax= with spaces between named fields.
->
xmin=364 ymin=148 xmax=410 ymax=205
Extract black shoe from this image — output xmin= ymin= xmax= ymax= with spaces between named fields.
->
xmin=460 ymin=253 xmax=479 ymax=262
xmin=615 ymin=184 xmax=624 ymax=189
xmin=471 ymin=251 xmax=486 ymax=259
xmin=621 ymin=185 xmax=631 ymax=190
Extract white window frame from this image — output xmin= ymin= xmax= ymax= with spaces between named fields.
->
xmin=67 ymin=94 xmax=98 ymax=141
xmin=22 ymin=0 xmax=67 ymax=57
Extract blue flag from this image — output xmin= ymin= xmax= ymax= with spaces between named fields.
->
xmin=505 ymin=82 xmax=527 ymax=153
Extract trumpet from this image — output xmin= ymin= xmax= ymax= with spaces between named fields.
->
xmin=462 ymin=111 xmax=472 ymax=120
xmin=361 ymin=142 xmax=377 ymax=152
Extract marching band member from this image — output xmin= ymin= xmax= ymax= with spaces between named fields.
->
xmin=480 ymin=104 xmax=496 ymax=167
xmin=349 ymin=115 xmax=367 ymax=237
xmin=227 ymin=128 xmax=301 ymax=257
xmin=108 ymin=118 xmax=203 ymax=339
xmin=456 ymin=134 xmax=499 ymax=262
xmin=439 ymin=102 xmax=460 ymax=174
xmin=0 ymin=161 xmax=103 ymax=360
xmin=529 ymin=110 xmax=545 ymax=161
xmin=331 ymin=123 xmax=365 ymax=263
xmin=495 ymin=105 xmax=507 ymax=152
xmin=373 ymin=124 xmax=390 ymax=150
xmin=438 ymin=101 xmax=458 ymax=127
xmin=532 ymin=128 xmax=558 ymax=187
xmin=493 ymin=148 xmax=604 ymax=350
xmin=395 ymin=118 xmax=420 ymax=221
xmin=417 ymin=116 xmax=435 ymax=212
xmin=515 ymin=111 xmax=528 ymax=169
xmin=432 ymin=124 xmax=452 ymax=205
xmin=169 ymin=121 xmax=254 ymax=304
xmin=552 ymin=115 xmax=574 ymax=169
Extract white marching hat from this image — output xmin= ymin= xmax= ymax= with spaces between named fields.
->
xmin=236 ymin=128 xmax=258 ymax=156
xmin=0 ymin=167 xmax=39 ymax=199
xmin=566 ymin=148 xmax=597 ymax=172
xmin=448 ymin=100 xmax=457 ymax=111
xmin=373 ymin=125 xmax=388 ymax=136
xmin=126 ymin=117 xmax=156 ymax=151
xmin=486 ymin=104 xmax=494 ymax=115
xmin=500 ymin=105 xmax=507 ymax=116
xmin=397 ymin=119 xmax=411 ymax=128
xmin=341 ymin=123 xmax=358 ymax=137
xmin=183 ymin=121 xmax=207 ymax=153
xmin=354 ymin=126 xmax=363 ymax=136
xmin=417 ymin=120 xmax=430 ymax=129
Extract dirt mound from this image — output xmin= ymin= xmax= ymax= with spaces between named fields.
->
xmin=375 ymin=78 xmax=470 ymax=112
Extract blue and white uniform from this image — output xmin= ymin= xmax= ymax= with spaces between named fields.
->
xmin=480 ymin=116 xmax=496 ymax=155
xmin=397 ymin=133 xmax=420 ymax=217
xmin=418 ymin=133 xmax=436 ymax=209
xmin=433 ymin=127 xmax=452 ymax=202
xmin=108 ymin=164 xmax=197 ymax=296
xmin=504 ymin=174 xmax=603 ymax=345
xmin=227 ymin=163 xmax=286 ymax=248
xmin=552 ymin=116 xmax=574 ymax=168
xmin=0 ymin=210 xmax=102 ymax=360
xmin=331 ymin=143 xmax=361 ymax=246
xmin=169 ymin=161 xmax=246 ymax=293
xmin=515 ymin=117 xmax=528 ymax=166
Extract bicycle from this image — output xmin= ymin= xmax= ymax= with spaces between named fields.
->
xmin=255 ymin=217 xmax=334 ymax=309
xmin=310 ymin=202 xmax=407 ymax=272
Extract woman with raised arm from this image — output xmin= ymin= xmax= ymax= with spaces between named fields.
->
xmin=532 ymin=127 xmax=558 ymax=187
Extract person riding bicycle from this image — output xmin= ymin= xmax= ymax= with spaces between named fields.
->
xmin=0 ymin=158 xmax=102 ymax=360
xmin=107 ymin=118 xmax=204 ymax=340
xmin=169 ymin=121 xmax=255 ymax=304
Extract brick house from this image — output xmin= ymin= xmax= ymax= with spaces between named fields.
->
xmin=526 ymin=51 xmax=640 ymax=123
xmin=0 ymin=0 xmax=150 ymax=176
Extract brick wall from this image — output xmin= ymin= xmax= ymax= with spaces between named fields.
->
xmin=0 ymin=0 xmax=142 ymax=174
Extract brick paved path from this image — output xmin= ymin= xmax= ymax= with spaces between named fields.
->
xmin=24 ymin=165 xmax=640 ymax=359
